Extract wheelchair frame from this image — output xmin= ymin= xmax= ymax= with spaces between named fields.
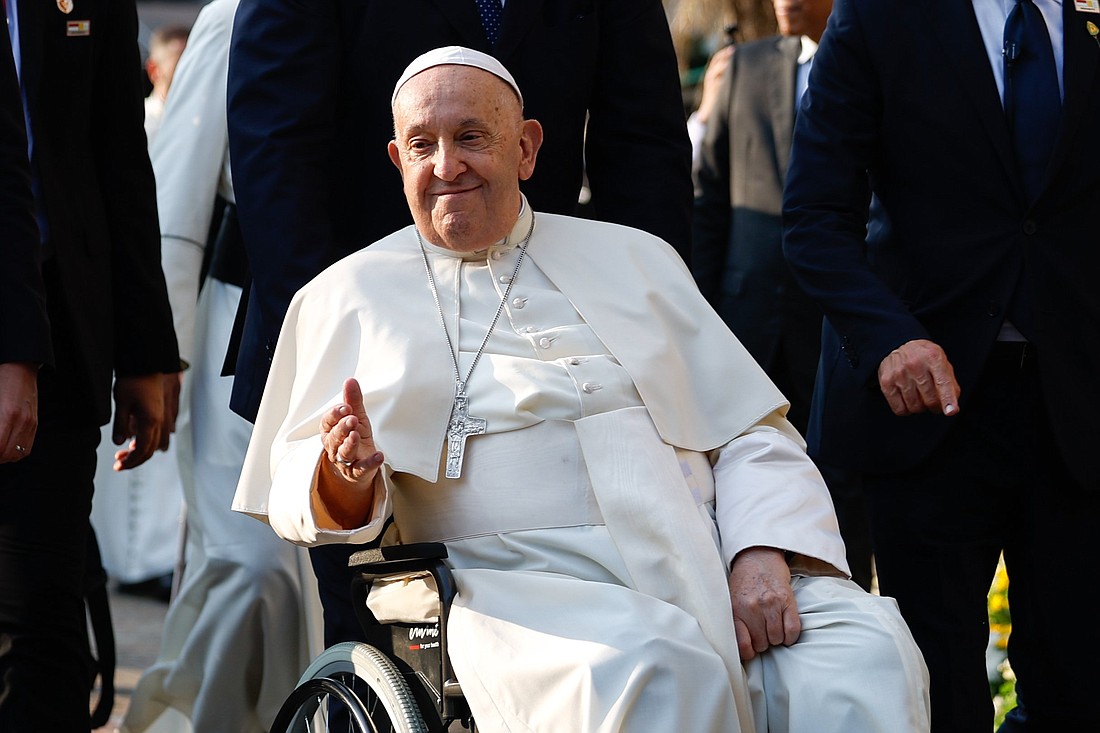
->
xmin=271 ymin=543 xmax=476 ymax=733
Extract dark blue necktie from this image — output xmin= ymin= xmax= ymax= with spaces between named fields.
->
xmin=1003 ymin=0 xmax=1061 ymax=202
xmin=476 ymin=0 xmax=502 ymax=48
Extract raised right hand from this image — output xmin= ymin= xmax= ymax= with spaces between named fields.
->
xmin=319 ymin=377 xmax=384 ymax=484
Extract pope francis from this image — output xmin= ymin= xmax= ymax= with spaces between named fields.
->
xmin=235 ymin=46 xmax=930 ymax=733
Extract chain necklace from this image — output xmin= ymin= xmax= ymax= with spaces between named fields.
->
xmin=417 ymin=213 xmax=536 ymax=479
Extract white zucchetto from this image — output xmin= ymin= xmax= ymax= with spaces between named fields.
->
xmin=391 ymin=45 xmax=524 ymax=109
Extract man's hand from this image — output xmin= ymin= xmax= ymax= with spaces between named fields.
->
xmin=111 ymin=374 xmax=170 ymax=470
xmin=877 ymin=339 xmax=961 ymax=416
xmin=0 ymin=362 xmax=38 ymax=463
xmin=728 ymin=547 xmax=800 ymax=661
xmin=320 ymin=378 xmax=384 ymax=482
xmin=314 ymin=378 xmax=385 ymax=528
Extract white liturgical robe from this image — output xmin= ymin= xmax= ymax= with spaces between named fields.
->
xmin=120 ymin=3 xmax=321 ymax=732
xmin=236 ymin=201 xmax=929 ymax=732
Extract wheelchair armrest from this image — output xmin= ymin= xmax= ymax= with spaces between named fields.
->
xmin=346 ymin=542 xmax=465 ymax=725
xmin=348 ymin=542 xmax=448 ymax=570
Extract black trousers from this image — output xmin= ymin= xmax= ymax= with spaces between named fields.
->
xmin=0 ymin=376 xmax=100 ymax=731
xmin=309 ymin=543 xmax=370 ymax=648
xmin=867 ymin=342 xmax=1100 ymax=733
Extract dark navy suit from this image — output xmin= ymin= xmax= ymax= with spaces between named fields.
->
xmin=783 ymin=1 xmax=1100 ymax=730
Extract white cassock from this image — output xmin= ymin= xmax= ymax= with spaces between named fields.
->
xmin=120 ymin=2 xmax=322 ymax=732
xmin=144 ymin=94 xmax=165 ymax=148
xmin=236 ymin=202 xmax=930 ymax=732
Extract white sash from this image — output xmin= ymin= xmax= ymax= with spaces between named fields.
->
xmin=575 ymin=406 xmax=755 ymax=733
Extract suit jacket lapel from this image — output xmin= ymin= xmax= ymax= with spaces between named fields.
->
xmin=426 ymin=0 xmax=488 ymax=51
xmin=494 ymin=0 xmax=545 ymax=61
xmin=770 ymin=36 xmax=800 ymax=181
xmin=924 ymin=0 xmax=1022 ymax=201
xmin=1045 ymin=1 xmax=1100 ymax=192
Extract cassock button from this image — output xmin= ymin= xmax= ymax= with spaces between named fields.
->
xmin=1022 ymin=220 xmax=1037 ymax=236
xmin=499 ymin=275 xmax=512 ymax=284
xmin=568 ymin=357 xmax=583 ymax=366
xmin=524 ymin=326 xmax=537 ymax=333
xmin=582 ymin=382 xmax=602 ymax=394
xmin=987 ymin=302 xmax=1002 ymax=317
xmin=538 ymin=337 xmax=552 ymax=349
xmin=492 ymin=251 xmax=505 ymax=260
xmin=512 ymin=297 xmax=527 ymax=309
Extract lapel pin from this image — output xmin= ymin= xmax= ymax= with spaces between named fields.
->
xmin=57 ymin=0 xmax=73 ymax=14
xmin=1089 ymin=20 xmax=1100 ymax=41
xmin=66 ymin=19 xmax=90 ymax=37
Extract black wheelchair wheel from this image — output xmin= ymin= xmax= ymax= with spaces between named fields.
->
xmin=272 ymin=642 xmax=430 ymax=733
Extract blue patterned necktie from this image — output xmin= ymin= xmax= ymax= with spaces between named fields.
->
xmin=476 ymin=0 xmax=502 ymax=48
xmin=1003 ymin=0 xmax=1062 ymax=202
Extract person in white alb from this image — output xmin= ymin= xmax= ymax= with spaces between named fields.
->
xmin=118 ymin=2 xmax=322 ymax=731
xmin=235 ymin=46 xmax=930 ymax=733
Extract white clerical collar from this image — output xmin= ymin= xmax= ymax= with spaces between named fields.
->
xmin=419 ymin=196 xmax=531 ymax=261
xmin=798 ymin=36 xmax=819 ymax=66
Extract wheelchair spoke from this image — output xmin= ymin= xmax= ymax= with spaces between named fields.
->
xmin=274 ymin=643 xmax=431 ymax=733
xmin=334 ymin=671 xmax=392 ymax=733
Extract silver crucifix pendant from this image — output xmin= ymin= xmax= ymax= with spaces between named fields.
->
xmin=444 ymin=387 xmax=487 ymax=479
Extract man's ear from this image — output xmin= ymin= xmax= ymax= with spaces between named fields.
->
xmin=387 ymin=140 xmax=403 ymax=176
xmin=518 ymin=119 xmax=543 ymax=182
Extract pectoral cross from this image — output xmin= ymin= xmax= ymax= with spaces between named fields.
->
xmin=444 ymin=386 xmax=486 ymax=479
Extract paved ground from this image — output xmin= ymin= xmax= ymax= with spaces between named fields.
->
xmin=91 ymin=585 xmax=170 ymax=733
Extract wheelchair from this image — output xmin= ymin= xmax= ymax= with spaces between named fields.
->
xmin=271 ymin=542 xmax=477 ymax=732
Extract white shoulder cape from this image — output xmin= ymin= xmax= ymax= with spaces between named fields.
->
xmin=235 ymin=206 xmax=787 ymax=517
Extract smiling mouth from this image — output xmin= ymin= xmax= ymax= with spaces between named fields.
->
xmin=432 ymin=183 xmax=479 ymax=198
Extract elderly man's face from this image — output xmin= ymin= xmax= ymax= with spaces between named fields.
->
xmin=388 ymin=66 xmax=543 ymax=252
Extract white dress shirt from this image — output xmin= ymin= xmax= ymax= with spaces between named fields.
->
xmin=972 ymin=0 xmax=1065 ymax=102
